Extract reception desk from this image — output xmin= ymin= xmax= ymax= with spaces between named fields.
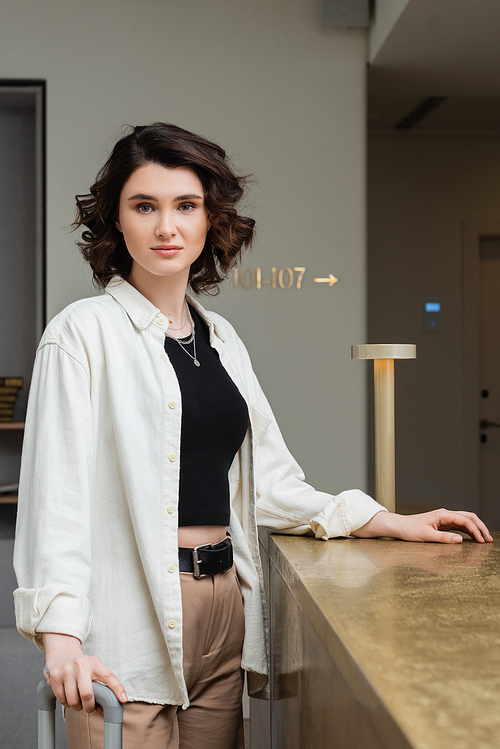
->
xmin=251 ymin=524 xmax=499 ymax=749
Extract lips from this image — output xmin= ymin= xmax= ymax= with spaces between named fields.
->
xmin=151 ymin=245 xmax=182 ymax=256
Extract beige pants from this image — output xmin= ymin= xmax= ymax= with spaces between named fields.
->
xmin=66 ymin=565 xmax=245 ymax=749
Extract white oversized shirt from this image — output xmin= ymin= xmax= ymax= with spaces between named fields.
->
xmin=13 ymin=276 xmax=386 ymax=706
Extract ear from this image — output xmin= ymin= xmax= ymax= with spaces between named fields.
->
xmin=115 ymin=218 xmax=122 ymax=233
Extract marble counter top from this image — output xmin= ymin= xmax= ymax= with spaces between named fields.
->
xmin=267 ymin=530 xmax=500 ymax=749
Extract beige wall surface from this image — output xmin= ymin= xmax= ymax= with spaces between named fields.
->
xmin=368 ymin=134 xmax=500 ymax=509
xmin=0 ymin=0 xmax=370 ymax=494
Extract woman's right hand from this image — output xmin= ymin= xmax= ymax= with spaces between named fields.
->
xmin=42 ymin=633 xmax=128 ymax=713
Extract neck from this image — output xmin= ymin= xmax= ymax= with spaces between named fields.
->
xmin=128 ymin=265 xmax=189 ymax=326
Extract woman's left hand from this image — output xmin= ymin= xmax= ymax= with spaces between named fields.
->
xmin=352 ymin=509 xmax=493 ymax=544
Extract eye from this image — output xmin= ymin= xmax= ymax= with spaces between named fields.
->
xmin=178 ymin=202 xmax=196 ymax=213
xmin=137 ymin=203 xmax=154 ymax=213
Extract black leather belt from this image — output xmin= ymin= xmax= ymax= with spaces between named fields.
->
xmin=178 ymin=536 xmax=233 ymax=578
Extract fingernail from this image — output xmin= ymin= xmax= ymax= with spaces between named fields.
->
xmin=452 ymin=535 xmax=462 ymax=542
xmin=121 ymin=692 xmax=127 ymax=701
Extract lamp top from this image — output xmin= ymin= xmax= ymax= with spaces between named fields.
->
xmin=351 ymin=344 xmax=417 ymax=360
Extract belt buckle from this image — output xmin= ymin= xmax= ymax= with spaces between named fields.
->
xmin=192 ymin=542 xmax=213 ymax=579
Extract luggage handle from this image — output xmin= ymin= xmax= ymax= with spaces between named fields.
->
xmin=37 ymin=680 xmax=124 ymax=749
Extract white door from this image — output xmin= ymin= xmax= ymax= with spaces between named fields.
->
xmin=479 ymin=236 xmax=500 ymax=528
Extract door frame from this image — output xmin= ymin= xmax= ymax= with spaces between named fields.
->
xmin=462 ymin=220 xmax=500 ymax=514
xmin=0 ymin=79 xmax=46 ymax=336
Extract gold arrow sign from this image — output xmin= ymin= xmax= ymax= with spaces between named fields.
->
xmin=314 ymin=274 xmax=338 ymax=286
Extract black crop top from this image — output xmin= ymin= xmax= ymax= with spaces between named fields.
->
xmin=164 ymin=306 xmax=249 ymax=526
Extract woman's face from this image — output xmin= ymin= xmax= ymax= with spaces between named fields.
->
xmin=116 ymin=162 xmax=210 ymax=286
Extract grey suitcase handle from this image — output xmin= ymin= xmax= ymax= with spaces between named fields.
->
xmin=37 ymin=680 xmax=124 ymax=749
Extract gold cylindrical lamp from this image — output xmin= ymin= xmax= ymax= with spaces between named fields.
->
xmin=351 ymin=344 xmax=416 ymax=512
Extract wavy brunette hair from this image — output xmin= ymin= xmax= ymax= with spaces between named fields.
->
xmin=74 ymin=123 xmax=255 ymax=294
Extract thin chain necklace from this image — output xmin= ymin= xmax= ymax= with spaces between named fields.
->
xmin=165 ymin=301 xmax=200 ymax=367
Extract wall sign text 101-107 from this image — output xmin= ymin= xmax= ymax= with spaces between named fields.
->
xmin=232 ymin=267 xmax=338 ymax=290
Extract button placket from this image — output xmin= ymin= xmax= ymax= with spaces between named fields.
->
xmin=159 ymin=338 xmax=181 ymax=625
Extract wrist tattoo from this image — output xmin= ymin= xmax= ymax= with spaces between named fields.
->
xmin=44 ymin=664 xmax=50 ymax=679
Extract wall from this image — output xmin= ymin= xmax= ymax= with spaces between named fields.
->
xmin=368 ymin=134 xmax=500 ymax=509
xmin=0 ymin=0 xmax=370 ymax=495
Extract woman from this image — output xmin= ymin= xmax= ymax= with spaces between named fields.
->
xmin=13 ymin=123 xmax=492 ymax=749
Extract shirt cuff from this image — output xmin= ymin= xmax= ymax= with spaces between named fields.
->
xmin=14 ymin=585 xmax=92 ymax=652
xmin=310 ymin=489 xmax=388 ymax=540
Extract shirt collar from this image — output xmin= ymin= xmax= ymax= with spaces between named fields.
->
xmin=104 ymin=275 xmax=224 ymax=342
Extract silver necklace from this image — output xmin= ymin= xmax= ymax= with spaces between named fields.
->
xmin=165 ymin=301 xmax=200 ymax=367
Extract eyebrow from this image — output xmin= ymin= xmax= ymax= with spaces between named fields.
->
xmin=174 ymin=193 xmax=203 ymax=201
xmin=127 ymin=193 xmax=203 ymax=202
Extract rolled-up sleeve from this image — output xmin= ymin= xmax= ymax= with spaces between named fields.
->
xmin=13 ymin=341 xmax=94 ymax=651
xmin=309 ymin=489 xmax=387 ymax=540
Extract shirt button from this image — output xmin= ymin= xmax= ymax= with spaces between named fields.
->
xmin=169 ymin=454 xmax=177 ymax=462
xmin=157 ymin=316 xmax=165 ymax=325
xmin=168 ymin=620 xmax=176 ymax=629
xmin=167 ymin=564 xmax=175 ymax=573
xmin=160 ymin=353 xmax=167 ymax=361
xmin=138 ymin=318 xmax=145 ymax=326
xmin=167 ymin=505 xmax=175 ymax=514
xmin=168 ymin=401 xmax=176 ymax=409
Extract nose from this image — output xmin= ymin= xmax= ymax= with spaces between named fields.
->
xmin=155 ymin=210 xmax=176 ymax=239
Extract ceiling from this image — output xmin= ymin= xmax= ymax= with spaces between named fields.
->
xmin=368 ymin=97 xmax=500 ymax=134
xmin=368 ymin=0 xmax=500 ymax=132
